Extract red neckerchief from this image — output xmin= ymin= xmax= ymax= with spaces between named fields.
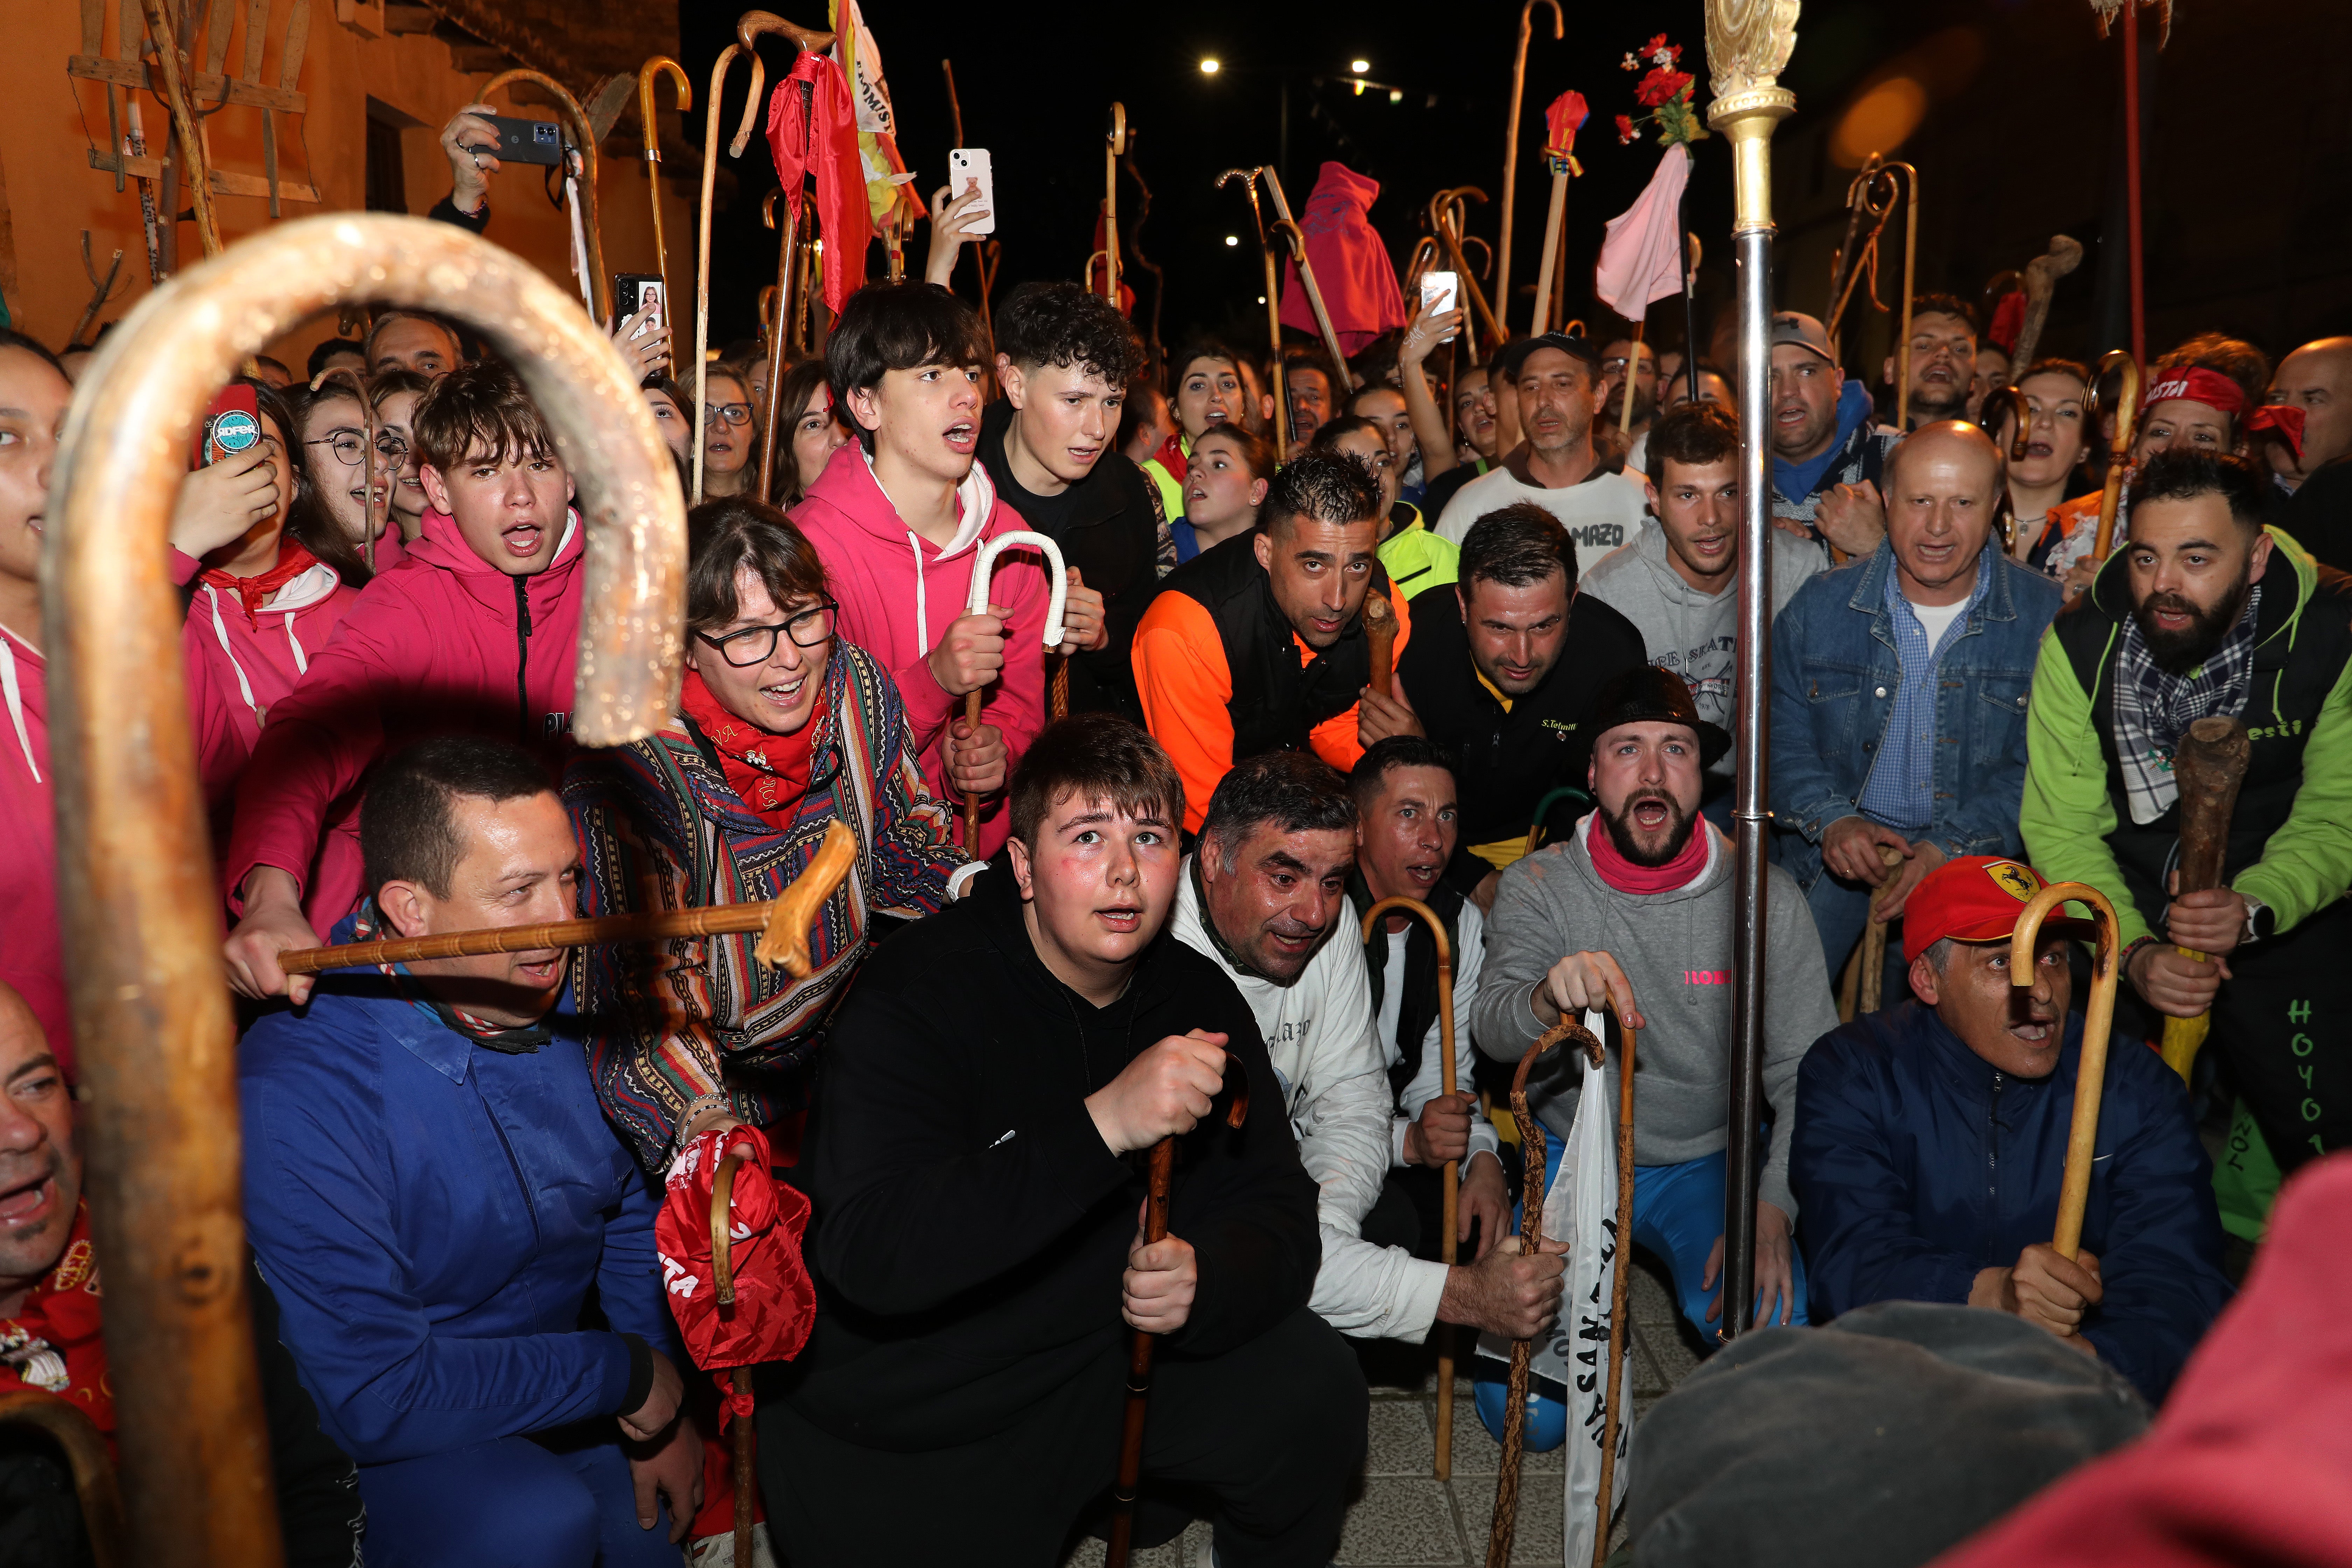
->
xmin=1586 ymin=810 xmax=1710 ymax=895
xmin=680 ymin=669 xmax=817 ymax=830
xmin=201 ymin=538 xmax=318 ymax=627
xmin=0 ymin=1198 xmax=113 ymax=1448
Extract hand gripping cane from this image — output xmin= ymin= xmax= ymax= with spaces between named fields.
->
xmin=1838 ymin=843 xmax=1908 ymax=1022
xmin=1105 ymin=1054 xmax=1252 ymax=1568
xmin=1488 ymin=1012 xmax=1636 ymax=1568
xmin=1359 ymin=897 xmax=1461 ymax=1480
xmin=2159 ymin=718 xmax=2252 ymax=1083
xmin=960 ymin=533 xmax=1070 ymax=848
xmin=2010 ymin=882 xmax=2122 ymax=1260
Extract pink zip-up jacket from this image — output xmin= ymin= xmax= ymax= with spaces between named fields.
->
xmin=182 ymin=551 xmax=365 ymax=933
xmin=223 ymin=507 xmax=584 ymax=924
xmin=790 ymin=442 xmax=1051 ymax=857
xmin=0 ymin=623 xmax=67 ymax=1072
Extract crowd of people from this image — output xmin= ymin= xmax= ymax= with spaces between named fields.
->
xmin=0 ymin=95 xmax=2347 ymax=1568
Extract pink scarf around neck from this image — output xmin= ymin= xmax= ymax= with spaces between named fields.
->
xmin=1585 ymin=810 xmax=1710 ymax=894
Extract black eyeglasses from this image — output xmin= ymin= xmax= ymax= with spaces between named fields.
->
xmin=305 ymin=430 xmax=409 ymax=467
xmin=695 ymin=600 xmax=838 ymax=666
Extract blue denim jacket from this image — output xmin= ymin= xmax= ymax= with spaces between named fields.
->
xmin=1769 ymin=540 xmax=2062 ymax=889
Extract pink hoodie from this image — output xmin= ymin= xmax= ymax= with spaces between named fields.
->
xmin=222 ymin=506 xmax=584 ymax=924
xmin=0 ymin=624 xmax=67 ymax=1071
xmin=182 ymin=552 xmax=364 ymax=932
xmin=790 ymin=442 xmax=1050 ymax=857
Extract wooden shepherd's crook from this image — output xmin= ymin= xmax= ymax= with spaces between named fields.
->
xmin=1217 ymin=168 xmax=1290 ymax=463
xmin=758 ymin=183 xmax=803 ymax=503
xmin=280 ymin=821 xmax=857 ymax=979
xmin=136 ymin=0 xmax=222 ymax=260
xmin=2086 ymin=349 xmax=2143 ymax=563
xmin=693 ymin=42 xmax=772 ymax=505
xmin=1489 ymin=1013 xmax=1635 ymax=1568
xmin=1104 ymin=1055 xmax=1253 ymax=1568
xmin=2009 ymin=881 xmax=2122 ymax=1260
xmin=478 ymin=71 xmax=611 ymax=324
xmin=46 ymin=212 xmax=685 ymax=1568
xmin=1359 ymin=897 xmax=1462 ymax=1480
xmin=2159 ymin=717 xmax=2253 ymax=1083
xmin=959 ymin=533 xmax=1070 ymax=847
xmin=1261 ymin=168 xmax=1357 ymax=394
xmin=1100 ymin=104 xmax=1127 ymax=306
xmin=636 ymin=58 xmax=693 ymax=294
xmin=1498 ymin=0 xmax=1564 ymax=335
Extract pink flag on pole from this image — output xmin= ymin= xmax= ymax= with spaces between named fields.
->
xmin=1592 ymin=142 xmax=1690 ymax=318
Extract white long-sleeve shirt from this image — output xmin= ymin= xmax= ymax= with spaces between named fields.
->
xmin=1170 ymin=861 xmax=1449 ymax=1343
xmin=1373 ymin=898 xmax=1502 ymax=1170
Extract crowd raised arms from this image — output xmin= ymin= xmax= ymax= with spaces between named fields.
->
xmin=2 ymin=33 xmax=2350 ymax=1568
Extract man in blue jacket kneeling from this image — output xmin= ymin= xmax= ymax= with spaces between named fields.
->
xmin=1790 ymin=855 xmax=2232 ymax=1405
xmin=240 ymin=736 xmax=702 ymax=1567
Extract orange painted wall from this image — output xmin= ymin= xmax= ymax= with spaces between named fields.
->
xmin=0 ymin=2 xmax=692 ymax=367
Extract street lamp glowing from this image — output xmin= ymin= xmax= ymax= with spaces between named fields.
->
xmin=1224 ymin=234 xmax=1240 ymax=247
xmin=1199 ymin=57 xmax=1220 ymax=75
xmin=1350 ymin=58 xmax=1370 ymax=73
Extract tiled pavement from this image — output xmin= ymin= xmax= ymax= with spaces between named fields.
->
xmin=1065 ymin=1252 xmax=1701 ymax=1568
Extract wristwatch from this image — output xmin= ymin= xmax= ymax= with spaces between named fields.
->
xmin=2243 ymin=895 xmax=2274 ymax=946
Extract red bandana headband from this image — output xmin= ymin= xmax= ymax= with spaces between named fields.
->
xmin=2143 ymin=365 xmax=2306 ymax=460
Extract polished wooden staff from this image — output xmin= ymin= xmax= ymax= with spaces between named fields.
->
xmin=2007 ymin=233 xmax=2085 ymax=377
xmin=1216 ymin=168 xmax=1289 ymax=462
xmin=694 ymin=41 xmax=774 ymax=505
xmin=1359 ymin=897 xmax=1462 ymax=1479
xmin=637 ymin=58 xmax=693 ymax=299
xmin=281 ymin=822 xmax=855 ymax=980
xmin=2086 ymin=349 xmax=2144 ymax=563
xmin=2010 ymin=881 xmax=2121 ymax=1259
xmin=1362 ymin=589 xmax=1398 ymax=699
xmin=1839 ymin=842 xmax=1908 ymax=1022
xmin=1497 ymin=0 xmax=1565 ymax=331
xmin=758 ymin=183 xmax=802 ymax=502
xmin=2158 ymin=718 xmax=2252 ymax=1082
xmin=1262 ymin=168 xmax=1357 ymax=394
xmin=1105 ymin=1055 xmax=1251 ymax=1568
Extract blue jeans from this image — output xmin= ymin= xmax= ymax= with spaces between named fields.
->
xmin=1632 ymin=1149 xmax=1808 ymax=1338
xmin=1804 ymin=868 xmax=1916 ymax=1014
xmin=357 ymin=1432 xmax=678 ymax=1568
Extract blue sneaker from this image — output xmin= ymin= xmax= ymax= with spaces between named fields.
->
xmin=1472 ymin=1358 xmax=1569 ymax=1451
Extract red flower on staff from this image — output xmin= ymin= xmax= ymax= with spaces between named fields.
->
xmin=1636 ymin=67 xmax=1693 ymax=107
xmin=1615 ymin=113 xmax=1638 ymax=145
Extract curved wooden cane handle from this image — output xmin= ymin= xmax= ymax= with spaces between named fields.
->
xmin=754 ymin=819 xmax=860 ymax=977
xmin=710 ymin=1149 xmax=750 ymax=1307
xmin=737 ymin=9 xmax=838 ymax=56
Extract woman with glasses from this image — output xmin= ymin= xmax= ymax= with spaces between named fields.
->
xmin=178 ymin=378 xmax=372 ymax=927
xmin=699 ymin=365 xmax=759 ymax=499
xmin=566 ymin=498 xmax=983 ymax=1167
xmin=296 ymin=371 xmax=404 ymax=573
xmin=367 ymin=368 xmax=434 ymax=542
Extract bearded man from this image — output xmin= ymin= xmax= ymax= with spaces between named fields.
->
xmin=2023 ymin=450 xmax=2352 ymax=1223
xmin=1471 ymin=668 xmax=1839 ymax=1343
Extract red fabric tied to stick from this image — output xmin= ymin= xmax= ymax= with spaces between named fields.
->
xmin=766 ymin=52 xmax=869 ymax=316
xmin=1279 ymin=162 xmax=1406 ymax=357
xmin=656 ymin=1125 xmax=817 ymax=1428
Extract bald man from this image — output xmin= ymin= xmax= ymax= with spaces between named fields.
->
xmin=1769 ymin=423 xmax=2066 ymax=997
xmin=2274 ymin=337 xmax=2352 ymax=573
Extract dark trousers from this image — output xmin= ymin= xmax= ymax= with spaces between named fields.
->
xmin=757 ymin=1307 xmax=1366 ymax=1567
xmin=2212 ymin=898 xmax=2352 ymax=1176
xmin=355 ymin=1428 xmax=676 ymax=1568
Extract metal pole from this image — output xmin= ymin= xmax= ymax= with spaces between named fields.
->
xmin=1704 ymin=8 xmax=1799 ymax=1344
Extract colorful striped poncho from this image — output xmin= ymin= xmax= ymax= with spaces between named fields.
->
xmin=565 ymin=641 xmax=965 ymax=1166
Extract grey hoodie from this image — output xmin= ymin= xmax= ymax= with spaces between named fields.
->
xmin=1581 ymin=516 xmax=1823 ymax=777
xmin=1469 ymin=816 xmax=1836 ymax=1218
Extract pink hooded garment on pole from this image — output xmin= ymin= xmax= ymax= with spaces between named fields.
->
xmin=1279 ymin=162 xmax=1407 ymax=358
xmin=1592 ymin=142 xmax=1692 ymax=319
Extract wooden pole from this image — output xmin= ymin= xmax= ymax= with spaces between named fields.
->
xmin=1618 ymin=320 xmax=1645 ymax=436
xmin=637 ymin=58 xmax=692 ymax=294
xmin=2121 ymin=0 xmax=2146 ymax=368
xmin=760 ymin=97 xmax=812 ymax=507
xmin=1362 ymin=589 xmax=1397 ymax=697
xmin=1890 ymin=162 xmax=1918 ymax=430
xmin=45 ymin=212 xmax=687 ymax=1568
xmin=1218 ymin=168 xmax=1289 ymax=462
xmin=709 ymin=1152 xmax=758 ymax=1568
xmin=1263 ymin=168 xmax=1357 ymax=392
xmin=1857 ymin=842 xmax=1905 ymax=1014
xmin=137 ymin=0 xmax=220 ymax=259
xmin=2158 ymin=718 xmax=2252 ymax=1083
xmin=1530 ymin=169 xmax=1569 ymax=336
xmin=0 ymin=1392 xmax=125 ymax=1568
xmin=2009 ymin=882 xmax=2121 ymax=1259
xmin=1498 ymin=0 xmax=1563 ymax=335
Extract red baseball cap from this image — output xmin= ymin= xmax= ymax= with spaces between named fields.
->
xmin=1902 ymin=856 xmax=2098 ymax=962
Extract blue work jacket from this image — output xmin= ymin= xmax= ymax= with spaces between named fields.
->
xmin=1768 ymin=541 xmax=2060 ymax=889
xmin=239 ymin=927 xmax=674 ymax=1465
xmin=1791 ymin=1000 xmax=2232 ymax=1404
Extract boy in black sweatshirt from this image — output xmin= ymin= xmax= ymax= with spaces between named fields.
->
xmin=759 ymin=716 xmax=1363 ymax=1567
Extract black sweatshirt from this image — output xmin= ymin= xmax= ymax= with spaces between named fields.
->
xmin=777 ymin=858 xmax=1320 ymax=1450
xmin=1395 ymin=584 xmax=1649 ymax=896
